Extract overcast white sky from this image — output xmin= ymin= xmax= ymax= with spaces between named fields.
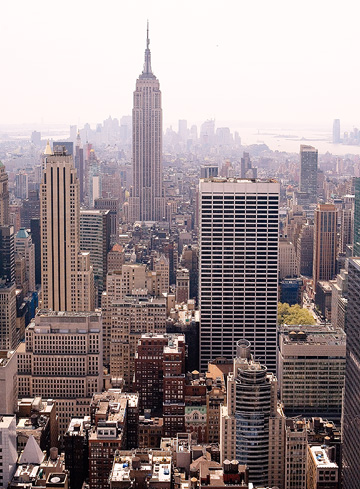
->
xmin=1 ymin=0 xmax=359 ymax=129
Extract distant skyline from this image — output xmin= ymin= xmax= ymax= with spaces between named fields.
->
xmin=2 ymin=0 xmax=359 ymax=128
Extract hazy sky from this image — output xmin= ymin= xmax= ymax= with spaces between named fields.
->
xmin=1 ymin=0 xmax=359 ymax=129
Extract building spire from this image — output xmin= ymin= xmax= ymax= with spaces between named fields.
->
xmin=44 ymin=140 xmax=53 ymax=156
xmin=147 ymin=19 xmax=150 ymax=49
xmin=142 ymin=20 xmax=153 ymax=76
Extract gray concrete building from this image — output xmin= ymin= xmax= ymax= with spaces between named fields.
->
xmin=278 ymin=325 xmax=345 ymax=418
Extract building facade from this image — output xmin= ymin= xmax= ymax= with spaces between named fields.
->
xmin=0 ymin=225 xmax=15 ymax=283
xmin=80 ymin=209 xmax=111 ymax=306
xmin=313 ymin=204 xmax=337 ymax=287
xmin=15 ymin=228 xmax=36 ymax=292
xmin=299 ymin=145 xmax=318 ymax=204
xmin=0 ymin=161 xmax=9 ymax=226
xmin=277 ymin=325 xmax=345 ymax=418
xmin=0 ymin=349 xmax=18 ymax=414
xmin=109 ymin=296 xmax=167 ymax=387
xmin=17 ymin=311 xmax=103 ymax=436
xmin=297 ymin=221 xmax=314 ymax=277
xmin=342 ymin=258 xmax=360 ymax=488
xmin=199 ymin=178 xmax=279 ymax=373
xmin=0 ymin=281 xmax=17 ymax=350
xmin=129 ymin=25 xmax=165 ymax=222
xmin=353 ymin=177 xmax=360 ymax=256
xmin=221 ymin=340 xmax=277 ymax=486
xmin=0 ymin=416 xmax=17 ymax=488
xmin=40 ymin=146 xmax=94 ymax=312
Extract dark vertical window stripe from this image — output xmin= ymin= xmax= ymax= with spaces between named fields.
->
xmin=57 ymin=167 xmax=60 ymax=310
xmin=63 ymin=166 xmax=67 ymax=310
xmin=50 ymin=167 xmax=55 ymax=309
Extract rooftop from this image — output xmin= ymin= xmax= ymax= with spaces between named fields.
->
xmin=0 ymin=349 xmax=16 ymax=367
xmin=37 ymin=309 xmax=101 ymax=318
xmin=200 ymin=177 xmax=278 ymax=185
xmin=19 ymin=435 xmax=45 ymax=465
xmin=66 ymin=417 xmax=91 ymax=436
xmin=310 ymin=446 xmax=338 ymax=469
xmin=109 ymin=451 xmax=172 ymax=483
xmin=16 ymin=228 xmax=29 ymax=239
xmin=0 ymin=415 xmax=15 ymax=429
xmin=279 ymin=325 xmax=346 ymax=347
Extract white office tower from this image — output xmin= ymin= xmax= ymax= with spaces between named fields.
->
xmin=199 ymin=178 xmax=280 ymax=373
xmin=0 ymin=415 xmax=17 ymax=488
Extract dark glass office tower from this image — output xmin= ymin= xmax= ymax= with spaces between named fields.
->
xmin=342 ymin=258 xmax=360 ymax=487
xmin=353 ymin=177 xmax=360 ymax=256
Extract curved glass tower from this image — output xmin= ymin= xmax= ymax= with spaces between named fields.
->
xmin=234 ymin=340 xmax=273 ymax=486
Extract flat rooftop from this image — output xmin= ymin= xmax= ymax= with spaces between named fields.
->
xmin=37 ymin=310 xmax=101 ymax=318
xmin=280 ymin=325 xmax=345 ymax=347
xmin=200 ymin=177 xmax=278 ymax=184
xmin=0 ymin=415 xmax=15 ymax=429
xmin=310 ymin=446 xmax=338 ymax=469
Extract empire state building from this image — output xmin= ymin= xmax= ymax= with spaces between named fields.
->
xmin=130 ymin=24 xmax=165 ymax=222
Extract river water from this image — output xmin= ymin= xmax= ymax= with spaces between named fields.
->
xmin=236 ymin=126 xmax=360 ymax=156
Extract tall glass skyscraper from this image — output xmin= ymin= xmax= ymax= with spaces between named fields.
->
xmin=199 ymin=178 xmax=280 ymax=373
xmin=129 ymin=24 xmax=165 ymax=222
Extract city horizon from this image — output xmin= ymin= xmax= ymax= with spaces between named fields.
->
xmin=2 ymin=1 xmax=359 ymax=127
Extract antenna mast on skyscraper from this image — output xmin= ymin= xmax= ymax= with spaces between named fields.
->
xmin=147 ymin=19 xmax=150 ymax=49
xmin=142 ymin=19 xmax=153 ymax=76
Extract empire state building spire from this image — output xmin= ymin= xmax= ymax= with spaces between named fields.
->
xmin=141 ymin=21 xmax=154 ymax=78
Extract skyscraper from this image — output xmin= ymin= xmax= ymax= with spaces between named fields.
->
xmin=353 ymin=177 xmax=360 ymax=256
xmin=199 ymin=177 xmax=280 ymax=373
xmin=299 ymin=145 xmax=318 ymax=204
xmin=0 ymin=281 xmax=17 ymax=350
xmin=30 ymin=218 xmax=41 ymax=286
xmin=0 ymin=225 xmax=15 ymax=283
xmin=129 ymin=23 xmax=165 ymax=222
xmin=178 ymin=119 xmax=187 ymax=141
xmin=75 ymin=130 xmax=85 ymax=203
xmin=342 ymin=258 xmax=360 ymax=487
xmin=40 ymin=145 xmax=94 ymax=311
xmin=297 ymin=220 xmax=314 ymax=277
xmin=221 ymin=340 xmax=278 ymax=486
xmin=80 ymin=209 xmax=111 ymax=306
xmin=0 ymin=161 xmax=9 ymax=226
xmin=313 ymin=204 xmax=337 ymax=286
xmin=0 ymin=416 xmax=17 ymax=488
xmin=15 ymin=228 xmax=36 ymax=292
xmin=333 ymin=119 xmax=341 ymax=144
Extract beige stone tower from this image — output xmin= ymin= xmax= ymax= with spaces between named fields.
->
xmin=40 ymin=145 xmax=94 ymax=311
xmin=313 ymin=203 xmax=337 ymax=286
xmin=129 ymin=23 xmax=165 ymax=222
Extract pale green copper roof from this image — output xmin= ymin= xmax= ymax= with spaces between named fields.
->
xmin=16 ymin=228 xmax=29 ymax=239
